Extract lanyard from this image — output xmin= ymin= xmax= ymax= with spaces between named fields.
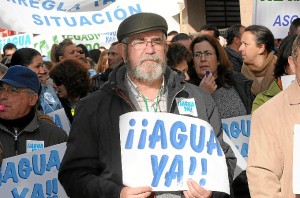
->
xmin=141 ymin=86 xmax=162 ymax=112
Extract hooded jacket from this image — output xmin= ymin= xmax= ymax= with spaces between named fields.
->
xmin=59 ymin=64 xmax=236 ymax=198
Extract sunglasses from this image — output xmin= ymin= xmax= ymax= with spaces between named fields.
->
xmin=77 ymin=50 xmax=85 ymax=54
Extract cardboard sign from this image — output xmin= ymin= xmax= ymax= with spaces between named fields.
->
xmin=0 ymin=143 xmax=68 ymax=198
xmin=222 ymin=115 xmax=251 ymax=161
xmin=119 ymin=112 xmax=230 ymax=194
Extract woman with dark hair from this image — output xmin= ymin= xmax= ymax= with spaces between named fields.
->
xmin=252 ymin=34 xmax=297 ymax=112
xmin=76 ymin=44 xmax=90 ymax=58
xmin=189 ymin=35 xmax=254 ymax=118
xmin=50 ymin=59 xmax=92 ymax=123
xmin=166 ymin=42 xmax=192 ymax=82
xmin=11 ymin=48 xmax=62 ymax=114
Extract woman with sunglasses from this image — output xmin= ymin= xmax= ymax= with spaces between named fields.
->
xmin=49 ymin=59 xmax=92 ymax=124
xmin=76 ymin=44 xmax=90 ymax=59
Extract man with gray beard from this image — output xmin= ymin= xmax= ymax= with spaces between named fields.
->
xmin=59 ymin=12 xmax=235 ymax=198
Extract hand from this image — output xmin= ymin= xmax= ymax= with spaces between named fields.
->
xmin=183 ymin=180 xmax=212 ymax=198
xmin=120 ymin=186 xmax=152 ymax=198
xmin=199 ymin=74 xmax=217 ymax=94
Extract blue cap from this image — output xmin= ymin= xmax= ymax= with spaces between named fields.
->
xmin=0 ymin=65 xmax=40 ymax=93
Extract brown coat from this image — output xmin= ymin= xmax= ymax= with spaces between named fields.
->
xmin=247 ymin=80 xmax=300 ymax=198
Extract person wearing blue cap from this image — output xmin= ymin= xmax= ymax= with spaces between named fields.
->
xmin=0 ymin=66 xmax=68 ymax=158
xmin=59 ymin=12 xmax=235 ymax=198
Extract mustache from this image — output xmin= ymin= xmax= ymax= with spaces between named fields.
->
xmin=138 ymin=54 xmax=160 ymax=64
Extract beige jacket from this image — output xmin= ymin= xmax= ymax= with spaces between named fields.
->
xmin=247 ymin=80 xmax=300 ymax=198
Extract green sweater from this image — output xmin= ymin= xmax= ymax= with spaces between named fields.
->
xmin=251 ymin=80 xmax=281 ymax=113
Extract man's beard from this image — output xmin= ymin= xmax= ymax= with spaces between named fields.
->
xmin=125 ymin=53 xmax=167 ymax=84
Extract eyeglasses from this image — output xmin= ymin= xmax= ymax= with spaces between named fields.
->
xmin=0 ymin=86 xmax=34 ymax=95
xmin=77 ymin=50 xmax=85 ymax=54
xmin=193 ymin=51 xmax=216 ymax=59
xmin=124 ymin=38 xmax=165 ymax=50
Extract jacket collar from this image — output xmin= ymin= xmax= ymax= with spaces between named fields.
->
xmin=0 ymin=115 xmax=39 ymax=134
xmin=286 ymin=80 xmax=300 ymax=105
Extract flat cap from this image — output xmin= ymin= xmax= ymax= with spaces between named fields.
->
xmin=117 ymin=12 xmax=168 ymax=42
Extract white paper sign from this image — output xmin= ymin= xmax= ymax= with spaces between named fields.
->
xmin=119 ymin=112 xmax=230 ymax=194
xmin=222 ymin=115 xmax=251 ymax=161
xmin=293 ymin=124 xmax=300 ymax=194
xmin=253 ymin=0 xmax=300 ymax=39
xmin=0 ymin=143 xmax=68 ymax=198
xmin=282 ymin=75 xmax=296 ymax=90
xmin=47 ymin=108 xmax=71 ymax=134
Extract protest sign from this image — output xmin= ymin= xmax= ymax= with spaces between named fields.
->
xmin=253 ymin=0 xmax=300 ymax=39
xmin=223 ymin=134 xmax=247 ymax=179
xmin=0 ymin=143 xmax=68 ymax=198
xmin=0 ymin=0 xmax=181 ymax=35
xmin=222 ymin=115 xmax=251 ymax=161
xmin=47 ymin=109 xmax=71 ymax=134
xmin=119 ymin=112 xmax=230 ymax=194
xmin=293 ymin=124 xmax=300 ymax=194
xmin=282 ymin=74 xmax=296 ymax=90
xmin=0 ymin=34 xmax=33 ymax=54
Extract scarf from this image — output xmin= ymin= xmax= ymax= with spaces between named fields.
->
xmin=242 ymin=53 xmax=277 ymax=95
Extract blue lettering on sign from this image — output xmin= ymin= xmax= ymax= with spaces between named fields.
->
xmin=125 ymin=117 xmax=225 ymax=187
xmin=273 ymin=15 xmax=299 ymax=26
xmin=32 ymin=4 xmax=142 ymax=27
xmin=0 ymin=150 xmax=60 ymax=187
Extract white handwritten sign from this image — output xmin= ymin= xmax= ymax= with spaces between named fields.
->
xmin=119 ymin=112 xmax=229 ymax=194
xmin=0 ymin=143 xmax=68 ymax=198
xmin=222 ymin=115 xmax=251 ymax=161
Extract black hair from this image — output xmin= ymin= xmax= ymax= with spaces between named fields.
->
xmin=245 ymin=25 xmax=275 ymax=53
xmin=76 ymin=44 xmax=90 ymax=58
xmin=200 ymin=24 xmax=220 ymax=39
xmin=171 ymin=33 xmax=192 ymax=43
xmin=11 ymin=48 xmax=41 ymax=67
xmin=226 ymin=24 xmax=245 ymax=45
xmin=289 ymin=18 xmax=300 ymax=35
xmin=3 ymin=43 xmax=17 ymax=55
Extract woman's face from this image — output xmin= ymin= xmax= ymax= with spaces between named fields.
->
xmin=53 ymin=82 xmax=68 ymax=99
xmin=59 ymin=45 xmax=80 ymax=62
xmin=193 ymin=41 xmax=219 ymax=78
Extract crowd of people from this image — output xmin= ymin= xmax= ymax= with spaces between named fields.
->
xmin=0 ymin=12 xmax=300 ymax=198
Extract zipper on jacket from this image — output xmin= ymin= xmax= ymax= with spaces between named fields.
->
xmin=14 ymin=128 xmax=19 ymax=156
xmin=115 ymin=87 xmax=137 ymax=111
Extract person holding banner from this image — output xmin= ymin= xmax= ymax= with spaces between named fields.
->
xmin=0 ymin=66 xmax=68 ymax=158
xmin=247 ymin=35 xmax=300 ymax=198
xmin=59 ymin=12 xmax=236 ymax=198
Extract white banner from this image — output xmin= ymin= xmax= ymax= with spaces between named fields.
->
xmin=119 ymin=112 xmax=230 ymax=194
xmin=253 ymin=0 xmax=300 ymax=39
xmin=0 ymin=143 xmax=68 ymax=198
xmin=222 ymin=115 xmax=251 ymax=161
xmin=0 ymin=34 xmax=33 ymax=54
xmin=0 ymin=0 xmax=181 ymax=35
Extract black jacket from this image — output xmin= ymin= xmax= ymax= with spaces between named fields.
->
xmin=224 ymin=46 xmax=243 ymax=73
xmin=59 ymin=65 xmax=236 ymax=198
xmin=0 ymin=115 xmax=68 ymax=158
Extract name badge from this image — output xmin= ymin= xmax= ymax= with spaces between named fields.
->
xmin=26 ymin=140 xmax=45 ymax=153
xmin=176 ymin=98 xmax=198 ymax=117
